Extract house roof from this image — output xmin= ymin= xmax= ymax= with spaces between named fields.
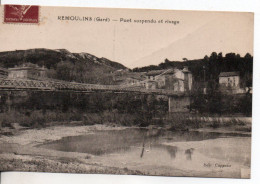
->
xmin=127 ymin=76 xmax=143 ymax=80
xmin=146 ymin=80 xmax=157 ymax=83
xmin=146 ymin=67 xmax=191 ymax=76
xmin=8 ymin=67 xmax=46 ymax=71
xmin=146 ymin=69 xmax=175 ymax=76
xmin=8 ymin=63 xmax=46 ymax=71
xmin=219 ymin=72 xmax=240 ymax=77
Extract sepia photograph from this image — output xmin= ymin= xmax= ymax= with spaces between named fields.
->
xmin=0 ymin=4 xmax=254 ymax=179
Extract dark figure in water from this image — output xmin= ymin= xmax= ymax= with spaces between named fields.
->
xmin=185 ymin=148 xmax=195 ymax=160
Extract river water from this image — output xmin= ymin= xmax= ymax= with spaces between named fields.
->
xmin=40 ymin=128 xmax=251 ymax=178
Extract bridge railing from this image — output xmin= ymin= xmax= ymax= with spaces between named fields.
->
xmin=0 ymin=78 xmax=186 ymax=96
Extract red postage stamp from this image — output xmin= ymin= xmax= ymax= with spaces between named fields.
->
xmin=4 ymin=5 xmax=39 ymax=24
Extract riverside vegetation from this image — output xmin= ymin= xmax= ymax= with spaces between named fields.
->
xmin=0 ymin=91 xmax=251 ymax=133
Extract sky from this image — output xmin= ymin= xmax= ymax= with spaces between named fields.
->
xmin=0 ymin=6 xmax=254 ymax=68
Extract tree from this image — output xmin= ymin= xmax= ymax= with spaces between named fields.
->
xmin=56 ymin=61 xmax=74 ymax=81
xmin=165 ymin=58 xmax=170 ymax=63
xmin=182 ymin=58 xmax=188 ymax=62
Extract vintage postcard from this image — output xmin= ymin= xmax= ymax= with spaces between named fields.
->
xmin=0 ymin=5 xmax=253 ymax=179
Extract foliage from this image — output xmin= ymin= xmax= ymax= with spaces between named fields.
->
xmin=0 ymin=92 xmax=169 ymax=128
xmin=166 ymin=113 xmax=250 ymax=131
xmin=190 ymin=91 xmax=252 ymax=116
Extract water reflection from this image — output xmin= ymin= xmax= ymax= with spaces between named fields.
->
xmin=166 ymin=146 xmax=178 ymax=159
xmin=140 ymin=139 xmax=145 ymax=158
xmin=39 ymin=128 xmax=250 ymax=159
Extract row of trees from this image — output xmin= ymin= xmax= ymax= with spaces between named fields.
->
xmin=1 ymin=90 xmax=251 ymax=118
xmin=0 ymin=92 xmax=168 ymax=115
xmin=0 ymin=92 xmax=170 ymax=126
xmin=190 ymin=92 xmax=252 ymax=116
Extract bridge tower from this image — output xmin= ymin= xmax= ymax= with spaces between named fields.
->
xmin=168 ymin=95 xmax=191 ymax=113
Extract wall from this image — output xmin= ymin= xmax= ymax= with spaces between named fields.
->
xmin=173 ymin=69 xmax=185 ymax=80
xmin=184 ymin=72 xmax=192 ymax=91
xmin=8 ymin=70 xmax=28 ymax=79
xmin=155 ymin=75 xmax=166 ymax=88
xmin=145 ymin=81 xmax=157 ymax=89
xmin=8 ymin=68 xmax=46 ymax=79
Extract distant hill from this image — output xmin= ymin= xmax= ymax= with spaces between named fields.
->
xmin=0 ymin=48 xmax=127 ymax=84
xmin=0 ymin=48 xmax=126 ymax=70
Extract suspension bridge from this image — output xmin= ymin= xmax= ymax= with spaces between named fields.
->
xmin=0 ymin=77 xmax=188 ymax=96
xmin=0 ymin=77 xmax=191 ymax=112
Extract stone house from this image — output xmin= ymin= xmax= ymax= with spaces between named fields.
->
xmin=113 ymin=71 xmax=146 ymax=87
xmin=219 ymin=72 xmax=240 ymax=88
xmin=145 ymin=67 xmax=192 ymax=92
xmin=123 ymin=77 xmax=146 ymax=87
xmin=145 ymin=80 xmax=157 ymax=89
xmin=218 ymin=71 xmax=251 ymax=94
xmin=8 ymin=63 xmax=46 ymax=79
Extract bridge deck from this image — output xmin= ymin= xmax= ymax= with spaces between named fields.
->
xmin=0 ymin=78 xmax=187 ymax=96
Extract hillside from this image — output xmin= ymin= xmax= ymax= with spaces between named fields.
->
xmin=0 ymin=48 xmax=127 ymax=84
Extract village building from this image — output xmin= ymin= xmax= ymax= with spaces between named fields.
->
xmin=145 ymin=67 xmax=193 ymax=92
xmin=145 ymin=67 xmax=193 ymax=113
xmin=182 ymin=66 xmax=193 ymax=91
xmin=219 ymin=72 xmax=240 ymax=88
xmin=8 ymin=63 xmax=46 ymax=79
xmin=121 ymin=76 xmax=146 ymax=87
xmin=218 ymin=71 xmax=245 ymax=94
xmin=113 ymin=71 xmax=146 ymax=87
xmin=145 ymin=80 xmax=157 ymax=89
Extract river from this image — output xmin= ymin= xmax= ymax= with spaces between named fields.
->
xmin=39 ymin=128 xmax=251 ymax=178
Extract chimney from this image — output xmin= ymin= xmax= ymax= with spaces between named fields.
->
xmin=183 ymin=66 xmax=189 ymax=72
